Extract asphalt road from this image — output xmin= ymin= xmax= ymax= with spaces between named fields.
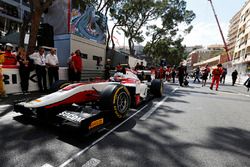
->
xmin=0 ymin=81 xmax=249 ymax=167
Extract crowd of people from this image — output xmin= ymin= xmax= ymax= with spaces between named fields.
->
xmin=1 ymin=42 xmax=250 ymax=96
xmin=0 ymin=43 xmax=83 ymax=95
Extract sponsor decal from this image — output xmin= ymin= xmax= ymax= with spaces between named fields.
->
xmin=58 ymin=111 xmax=85 ymax=123
xmin=89 ymin=118 xmax=104 ymax=129
xmin=34 ymin=99 xmax=42 ymax=102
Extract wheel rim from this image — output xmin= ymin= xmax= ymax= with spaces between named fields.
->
xmin=117 ymin=92 xmax=129 ymax=113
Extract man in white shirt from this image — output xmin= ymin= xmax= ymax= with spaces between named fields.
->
xmin=46 ymin=48 xmax=59 ymax=87
xmin=30 ymin=47 xmax=47 ymax=92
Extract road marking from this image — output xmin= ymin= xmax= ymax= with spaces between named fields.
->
xmin=82 ymin=158 xmax=101 ymax=167
xmin=58 ymin=104 xmax=148 ymax=167
xmin=0 ymin=104 xmax=12 ymax=112
xmin=41 ymin=164 xmax=54 ymax=167
xmin=140 ymin=88 xmax=178 ymax=121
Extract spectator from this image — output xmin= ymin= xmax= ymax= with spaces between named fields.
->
xmin=46 ymin=48 xmax=59 ymax=88
xmin=193 ymin=67 xmax=201 ymax=83
xmin=134 ymin=62 xmax=140 ymax=71
xmin=171 ymin=65 xmax=176 ymax=83
xmin=30 ymin=47 xmax=47 ymax=92
xmin=104 ymin=59 xmax=111 ymax=80
xmin=0 ymin=50 xmax=6 ymax=97
xmin=231 ymin=69 xmax=238 ymax=86
xmin=16 ymin=47 xmax=32 ymax=94
xmin=210 ymin=63 xmax=223 ymax=91
xmin=177 ymin=63 xmax=186 ymax=86
xmin=2 ymin=43 xmax=17 ymax=65
xmin=201 ymin=64 xmax=210 ymax=87
xmin=71 ymin=49 xmax=82 ymax=82
xmin=67 ymin=52 xmax=74 ymax=82
xmin=220 ymin=67 xmax=227 ymax=84
xmin=138 ymin=62 xmax=145 ymax=70
xmin=244 ymin=74 xmax=250 ymax=92
xmin=165 ymin=65 xmax=172 ymax=81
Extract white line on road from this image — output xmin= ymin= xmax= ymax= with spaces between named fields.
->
xmin=41 ymin=163 xmax=54 ymax=167
xmin=57 ymin=104 xmax=149 ymax=167
xmin=0 ymin=104 xmax=12 ymax=111
xmin=140 ymin=88 xmax=178 ymax=121
xmin=82 ymin=158 xmax=101 ymax=167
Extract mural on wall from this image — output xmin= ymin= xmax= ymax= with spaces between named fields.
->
xmin=71 ymin=4 xmax=107 ymax=44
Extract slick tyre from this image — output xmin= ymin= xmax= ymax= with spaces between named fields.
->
xmin=151 ymin=79 xmax=163 ymax=97
xmin=50 ymin=80 xmax=71 ymax=92
xmin=100 ymin=85 xmax=131 ymax=120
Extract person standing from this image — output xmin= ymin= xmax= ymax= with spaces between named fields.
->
xmin=201 ymin=64 xmax=210 ymax=87
xmin=220 ymin=67 xmax=227 ymax=84
xmin=171 ymin=66 xmax=176 ymax=83
xmin=139 ymin=62 xmax=145 ymax=70
xmin=244 ymin=74 xmax=250 ymax=92
xmin=104 ymin=59 xmax=111 ymax=80
xmin=165 ymin=65 xmax=172 ymax=81
xmin=46 ymin=48 xmax=59 ymax=88
xmin=210 ymin=64 xmax=223 ymax=91
xmin=67 ymin=52 xmax=74 ymax=82
xmin=177 ymin=63 xmax=186 ymax=86
xmin=193 ymin=67 xmax=201 ymax=83
xmin=30 ymin=47 xmax=47 ymax=92
xmin=231 ymin=69 xmax=238 ymax=86
xmin=16 ymin=47 xmax=32 ymax=94
xmin=71 ymin=50 xmax=82 ymax=82
xmin=0 ymin=50 xmax=6 ymax=97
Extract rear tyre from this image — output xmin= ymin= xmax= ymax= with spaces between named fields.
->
xmin=50 ymin=80 xmax=71 ymax=92
xmin=151 ymin=79 xmax=163 ymax=97
xmin=99 ymin=85 xmax=131 ymax=120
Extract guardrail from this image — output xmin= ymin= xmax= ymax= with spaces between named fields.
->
xmin=81 ymin=68 xmax=105 ymax=81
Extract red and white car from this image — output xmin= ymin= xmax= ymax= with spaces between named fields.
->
xmin=14 ymin=69 xmax=163 ymax=133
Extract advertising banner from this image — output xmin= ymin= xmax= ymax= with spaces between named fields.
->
xmin=70 ymin=3 xmax=107 ymax=44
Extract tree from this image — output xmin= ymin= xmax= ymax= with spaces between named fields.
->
xmin=26 ymin=0 xmax=53 ymax=55
xmin=144 ymin=0 xmax=195 ymax=65
xmin=111 ymin=0 xmax=166 ymax=56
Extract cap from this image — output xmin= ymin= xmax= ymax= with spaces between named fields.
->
xmin=6 ymin=43 xmax=13 ymax=47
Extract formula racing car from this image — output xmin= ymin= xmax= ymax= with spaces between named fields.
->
xmin=14 ymin=69 xmax=163 ymax=133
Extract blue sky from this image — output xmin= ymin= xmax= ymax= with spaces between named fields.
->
xmin=183 ymin=0 xmax=247 ymax=47
xmin=111 ymin=0 xmax=247 ymax=48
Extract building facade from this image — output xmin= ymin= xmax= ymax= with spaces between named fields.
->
xmin=0 ymin=0 xmax=30 ymax=41
xmin=227 ymin=10 xmax=242 ymax=60
xmin=231 ymin=0 xmax=250 ymax=82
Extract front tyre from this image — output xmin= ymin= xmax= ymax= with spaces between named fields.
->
xmin=100 ymin=85 xmax=131 ymax=120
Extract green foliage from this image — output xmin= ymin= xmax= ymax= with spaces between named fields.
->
xmin=143 ymin=0 xmax=195 ymax=65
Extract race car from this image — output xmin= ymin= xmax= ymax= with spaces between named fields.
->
xmin=14 ymin=69 xmax=163 ymax=133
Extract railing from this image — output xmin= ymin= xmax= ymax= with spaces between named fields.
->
xmin=81 ymin=68 xmax=105 ymax=81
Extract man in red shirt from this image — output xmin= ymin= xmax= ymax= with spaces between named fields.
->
xmin=2 ymin=43 xmax=17 ymax=65
xmin=71 ymin=50 xmax=82 ymax=82
xmin=210 ymin=63 xmax=223 ymax=91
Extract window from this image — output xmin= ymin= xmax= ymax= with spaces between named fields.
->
xmin=93 ymin=55 xmax=102 ymax=61
xmin=81 ymin=53 xmax=88 ymax=59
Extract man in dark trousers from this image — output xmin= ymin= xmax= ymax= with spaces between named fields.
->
xmin=46 ymin=48 xmax=59 ymax=88
xmin=231 ymin=69 xmax=238 ymax=86
xmin=30 ymin=47 xmax=47 ymax=92
xmin=71 ymin=50 xmax=83 ymax=82
xmin=177 ymin=63 xmax=186 ymax=86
